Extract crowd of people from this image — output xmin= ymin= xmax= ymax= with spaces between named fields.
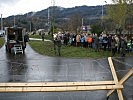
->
xmin=53 ymin=31 xmax=133 ymax=57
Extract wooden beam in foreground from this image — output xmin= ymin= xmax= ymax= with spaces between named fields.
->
xmin=119 ymin=68 xmax=133 ymax=84
xmin=107 ymin=68 xmax=133 ymax=97
xmin=108 ymin=57 xmax=124 ymax=100
xmin=0 ymin=81 xmax=115 ymax=87
xmin=0 ymin=85 xmax=123 ymax=92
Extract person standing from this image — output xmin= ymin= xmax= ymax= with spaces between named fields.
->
xmin=80 ymin=35 xmax=85 ymax=47
xmin=84 ymin=34 xmax=88 ymax=48
xmin=131 ymin=37 xmax=133 ymax=52
xmin=107 ymin=34 xmax=112 ymax=51
xmin=93 ymin=34 xmax=99 ymax=52
xmin=23 ymin=33 xmax=29 ymax=51
xmin=114 ymin=35 xmax=119 ymax=53
xmin=88 ymin=35 xmax=93 ymax=48
xmin=111 ymin=36 xmax=117 ymax=56
xmin=55 ymin=36 xmax=62 ymax=56
xmin=41 ymin=32 xmax=45 ymax=41
xmin=102 ymin=33 xmax=108 ymax=51
xmin=76 ymin=34 xmax=81 ymax=47
xmin=99 ymin=35 xmax=103 ymax=49
xmin=121 ymin=36 xmax=127 ymax=57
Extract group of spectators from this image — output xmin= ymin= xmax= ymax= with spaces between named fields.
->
xmin=53 ymin=31 xmax=133 ymax=57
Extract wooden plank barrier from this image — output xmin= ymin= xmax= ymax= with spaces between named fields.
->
xmin=107 ymin=67 xmax=133 ymax=98
xmin=0 ymin=81 xmax=115 ymax=87
xmin=0 ymin=81 xmax=122 ymax=92
xmin=0 ymin=85 xmax=123 ymax=92
xmin=108 ymin=57 xmax=124 ymax=100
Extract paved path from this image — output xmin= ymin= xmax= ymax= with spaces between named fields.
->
xmin=29 ymin=38 xmax=52 ymax=42
xmin=0 ymin=43 xmax=132 ymax=100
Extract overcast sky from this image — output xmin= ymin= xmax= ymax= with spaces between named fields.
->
xmin=0 ymin=0 xmax=112 ymax=18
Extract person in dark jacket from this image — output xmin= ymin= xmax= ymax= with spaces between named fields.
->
xmin=120 ymin=36 xmax=127 ymax=57
xmin=55 ymin=36 xmax=62 ymax=56
xmin=93 ymin=34 xmax=99 ymax=52
xmin=41 ymin=33 xmax=45 ymax=41
xmin=111 ymin=36 xmax=117 ymax=56
xmin=23 ymin=33 xmax=29 ymax=51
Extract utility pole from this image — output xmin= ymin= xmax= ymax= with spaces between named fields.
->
xmin=102 ymin=5 xmax=104 ymax=21
xmin=82 ymin=18 xmax=84 ymax=27
xmin=14 ymin=15 xmax=16 ymax=27
xmin=101 ymin=1 xmax=107 ymax=30
xmin=1 ymin=14 xmax=3 ymax=30
xmin=47 ymin=8 xmax=50 ymax=33
xmin=48 ymin=8 xmax=50 ymax=26
xmin=30 ymin=22 xmax=32 ymax=32
xmin=81 ymin=18 xmax=84 ymax=32
xmin=51 ymin=0 xmax=55 ymax=34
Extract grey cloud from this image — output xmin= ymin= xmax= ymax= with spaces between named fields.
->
xmin=0 ymin=0 xmax=20 ymax=6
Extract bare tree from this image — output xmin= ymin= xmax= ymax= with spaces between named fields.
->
xmin=107 ymin=0 xmax=133 ymax=34
xmin=68 ymin=14 xmax=82 ymax=33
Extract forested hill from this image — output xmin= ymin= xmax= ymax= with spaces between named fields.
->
xmin=35 ymin=5 xmax=105 ymax=19
xmin=3 ymin=5 xmax=107 ymax=31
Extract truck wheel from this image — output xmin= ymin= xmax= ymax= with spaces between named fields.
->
xmin=9 ymin=48 xmax=11 ymax=53
xmin=5 ymin=45 xmax=8 ymax=51
xmin=22 ymin=48 xmax=25 ymax=53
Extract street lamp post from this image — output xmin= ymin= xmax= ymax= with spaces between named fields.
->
xmin=101 ymin=1 xmax=107 ymax=31
xmin=102 ymin=1 xmax=107 ymax=21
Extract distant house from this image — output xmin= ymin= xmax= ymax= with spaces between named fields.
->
xmin=0 ymin=30 xmax=5 ymax=37
xmin=37 ymin=29 xmax=45 ymax=35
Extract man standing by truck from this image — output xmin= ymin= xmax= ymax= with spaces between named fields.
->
xmin=23 ymin=33 xmax=29 ymax=51
xmin=41 ymin=32 xmax=45 ymax=41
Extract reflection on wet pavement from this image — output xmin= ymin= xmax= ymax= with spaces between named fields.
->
xmin=0 ymin=44 xmax=132 ymax=100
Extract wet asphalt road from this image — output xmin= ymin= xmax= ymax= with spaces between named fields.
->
xmin=0 ymin=44 xmax=132 ymax=100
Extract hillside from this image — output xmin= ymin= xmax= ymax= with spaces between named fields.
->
xmin=3 ymin=5 xmax=107 ymax=31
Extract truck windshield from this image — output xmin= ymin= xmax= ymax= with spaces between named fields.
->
xmin=8 ymin=35 xmax=15 ymax=40
xmin=7 ymin=28 xmax=23 ymax=41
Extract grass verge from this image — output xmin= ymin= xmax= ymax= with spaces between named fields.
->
xmin=29 ymin=40 xmax=117 ymax=58
xmin=0 ymin=37 xmax=4 ymax=48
